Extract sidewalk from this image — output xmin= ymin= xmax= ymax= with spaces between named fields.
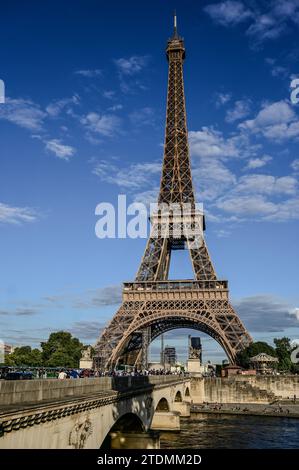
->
xmin=191 ymin=402 xmax=299 ymax=418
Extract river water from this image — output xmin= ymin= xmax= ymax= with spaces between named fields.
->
xmin=160 ymin=413 xmax=299 ymax=448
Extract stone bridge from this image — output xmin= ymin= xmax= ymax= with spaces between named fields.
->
xmin=0 ymin=376 xmax=191 ymax=449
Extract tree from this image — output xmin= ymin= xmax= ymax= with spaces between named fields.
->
xmin=274 ymin=337 xmax=293 ymax=372
xmin=5 ymin=346 xmax=42 ymax=367
xmin=41 ymin=331 xmax=83 ymax=368
xmin=236 ymin=341 xmax=277 ymax=369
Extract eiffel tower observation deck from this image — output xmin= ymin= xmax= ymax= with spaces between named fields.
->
xmin=94 ymin=14 xmax=252 ymax=370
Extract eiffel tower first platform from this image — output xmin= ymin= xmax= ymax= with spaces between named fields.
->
xmin=94 ymin=14 xmax=252 ymax=370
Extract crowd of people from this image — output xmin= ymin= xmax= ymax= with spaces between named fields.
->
xmin=56 ymin=368 xmax=188 ymax=379
xmin=194 ymin=402 xmax=294 ymax=415
xmin=0 ymin=366 xmax=189 ymax=380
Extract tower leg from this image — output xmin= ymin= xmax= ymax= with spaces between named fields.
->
xmin=141 ymin=327 xmax=151 ymax=371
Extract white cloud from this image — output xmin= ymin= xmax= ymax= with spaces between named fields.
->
xmin=239 ymin=100 xmax=299 ymax=141
xmin=214 ymin=92 xmax=232 ymax=107
xmin=114 ymin=56 xmax=150 ymax=94
xmin=271 ymin=66 xmax=289 ymax=78
xmin=216 ymin=194 xmax=277 ymax=216
xmin=46 ymin=95 xmax=80 ymax=117
xmin=235 ymin=174 xmax=297 ymax=196
xmin=246 ymin=14 xmax=287 ymax=43
xmin=75 ymin=69 xmax=102 ymax=78
xmin=212 ymin=171 xmax=299 ymax=221
xmin=108 ymin=104 xmax=123 ymax=112
xmin=265 ymin=197 xmax=299 ymax=222
xmin=0 ymin=97 xmax=46 ymax=130
xmin=241 ymin=100 xmax=295 ymax=129
xmin=265 ymin=58 xmax=289 ymax=78
xmin=225 ymin=99 xmax=251 ymax=123
xmin=204 ymin=1 xmax=253 ymax=26
xmin=244 ymin=155 xmax=272 ymax=170
xmin=273 ymin=0 xmax=299 ymax=18
xmin=291 ymin=159 xmax=299 ymax=172
xmin=189 ymin=126 xmax=259 ymax=160
xmin=92 ymin=160 xmax=161 ymax=190
xmin=129 ymin=107 xmax=155 ymax=126
xmin=103 ymin=90 xmax=115 ymax=99
xmin=189 ymin=127 xmax=240 ymax=158
xmin=0 ymin=202 xmax=38 ymax=225
xmin=81 ymin=112 xmax=122 ymax=137
xmin=193 ymin=158 xmax=236 ymax=201
xmin=216 ymin=192 xmax=299 ymax=222
xmin=45 ymin=139 xmax=76 ymax=161
xmin=262 ymin=121 xmax=299 ymax=140
xmin=216 ymin=229 xmax=231 ymax=238
xmin=204 ymin=1 xmax=299 ymax=45
xmin=133 ymin=188 xmax=159 ymax=206
xmin=114 ymin=55 xmax=149 ymax=76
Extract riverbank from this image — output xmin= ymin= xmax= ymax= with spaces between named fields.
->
xmin=191 ymin=402 xmax=299 ymax=418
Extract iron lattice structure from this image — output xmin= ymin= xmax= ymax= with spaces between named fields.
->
xmin=94 ymin=17 xmax=252 ymax=369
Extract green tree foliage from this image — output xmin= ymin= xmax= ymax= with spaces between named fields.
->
xmin=237 ymin=337 xmax=297 ymax=373
xmin=274 ymin=337 xmax=293 ymax=372
xmin=236 ymin=341 xmax=277 ymax=369
xmin=41 ymin=331 xmax=83 ymax=368
xmin=5 ymin=346 xmax=42 ymax=367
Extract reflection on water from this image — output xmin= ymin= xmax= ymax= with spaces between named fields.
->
xmin=160 ymin=413 xmax=299 ymax=449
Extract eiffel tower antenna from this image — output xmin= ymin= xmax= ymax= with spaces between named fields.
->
xmin=173 ymin=10 xmax=178 ymax=38
xmin=94 ymin=15 xmax=252 ymax=370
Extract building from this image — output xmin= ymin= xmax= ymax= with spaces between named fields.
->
xmin=221 ymin=365 xmax=242 ymax=377
xmin=164 ymin=346 xmax=176 ymax=366
xmin=4 ymin=344 xmax=15 ymax=355
xmin=250 ymin=353 xmax=279 ymax=374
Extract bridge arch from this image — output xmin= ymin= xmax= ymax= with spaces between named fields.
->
xmin=174 ymin=391 xmax=182 ymax=402
xmin=155 ymin=397 xmax=170 ymax=412
xmin=185 ymin=387 xmax=190 ymax=397
xmin=100 ymin=412 xmax=144 ymax=449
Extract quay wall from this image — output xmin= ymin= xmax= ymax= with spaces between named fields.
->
xmin=191 ymin=375 xmax=299 ymax=404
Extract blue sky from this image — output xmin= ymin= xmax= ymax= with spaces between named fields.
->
xmin=0 ymin=0 xmax=299 ymax=363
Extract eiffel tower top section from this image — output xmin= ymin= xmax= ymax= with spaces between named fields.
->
xmin=159 ymin=12 xmax=195 ymax=207
xmin=166 ymin=11 xmax=185 ymax=59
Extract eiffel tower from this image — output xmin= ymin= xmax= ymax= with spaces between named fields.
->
xmin=94 ymin=14 xmax=252 ymax=369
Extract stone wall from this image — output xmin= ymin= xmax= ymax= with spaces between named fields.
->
xmin=191 ymin=375 xmax=299 ymax=404
xmin=237 ymin=375 xmax=299 ymax=399
xmin=0 ymin=375 xmax=181 ymax=406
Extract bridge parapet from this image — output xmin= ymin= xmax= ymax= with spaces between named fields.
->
xmin=0 ymin=376 xmax=188 ymax=407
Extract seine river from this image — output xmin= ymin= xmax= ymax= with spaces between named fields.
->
xmin=160 ymin=413 xmax=299 ymax=448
